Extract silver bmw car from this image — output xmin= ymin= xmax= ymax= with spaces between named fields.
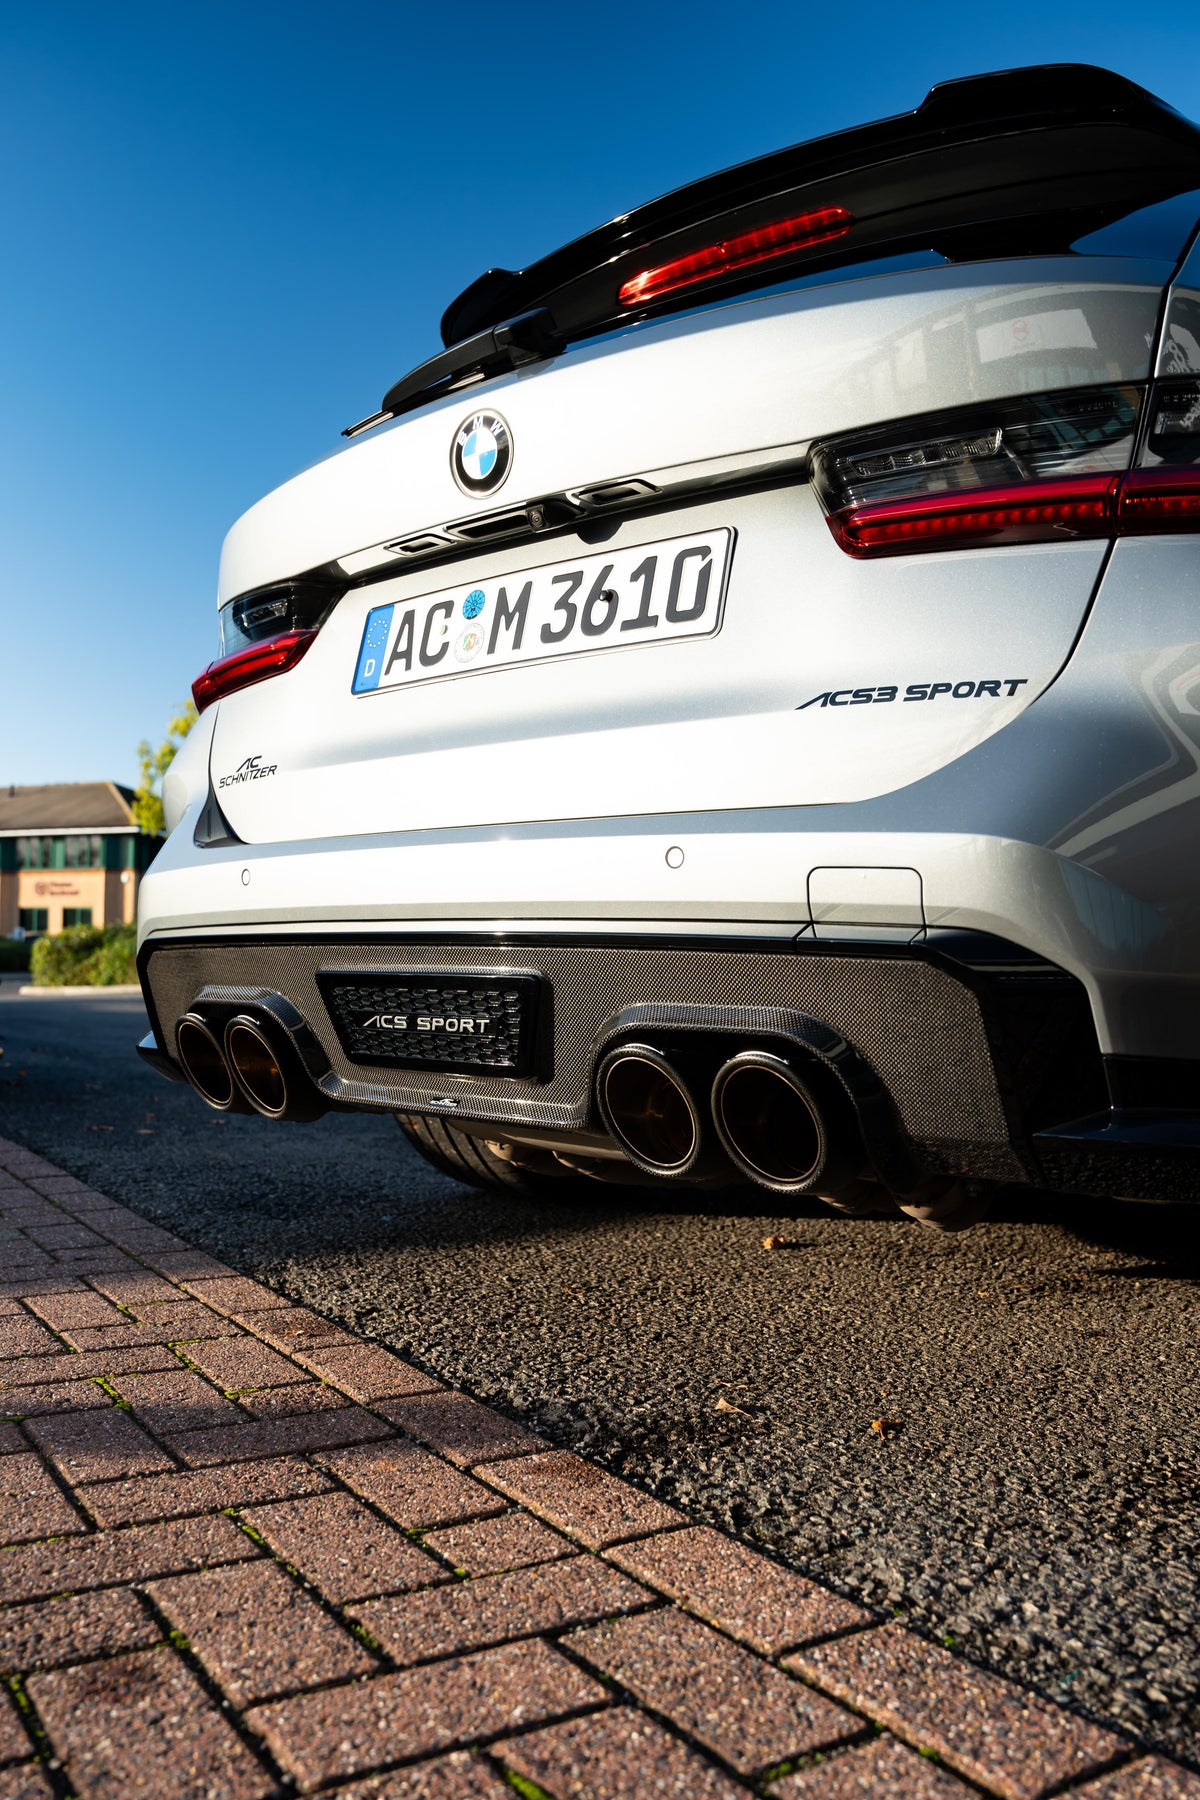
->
xmin=138 ymin=63 xmax=1200 ymax=1227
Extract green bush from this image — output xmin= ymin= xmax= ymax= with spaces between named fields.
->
xmin=29 ymin=924 xmax=137 ymax=987
xmin=0 ymin=939 xmax=31 ymax=972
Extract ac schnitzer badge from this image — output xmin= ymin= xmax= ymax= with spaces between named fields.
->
xmin=451 ymin=411 xmax=512 ymax=496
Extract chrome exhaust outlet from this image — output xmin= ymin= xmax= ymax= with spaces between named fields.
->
xmin=595 ymin=1043 xmax=706 ymax=1178
xmin=224 ymin=1013 xmax=327 ymax=1122
xmin=225 ymin=1015 xmax=289 ymax=1117
xmin=175 ymin=1012 xmax=239 ymax=1111
xmin=711 ymin=1050 xmax=861 ymax=1198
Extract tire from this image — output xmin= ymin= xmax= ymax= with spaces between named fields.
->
xmin=395 ymin=1112 xmax=574 ymax=1197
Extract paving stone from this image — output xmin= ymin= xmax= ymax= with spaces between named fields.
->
xmin=238 ymin=1306 xmax=358 ymax=1355
xmin=179 ymin=1334 xmax=311 ymax=1392
xmin=234 ymin=1380 xmax=351 ymax=1420
xmin=0 ymin=1451 xmax=87 ymax=1542
xmin=30 ymin=1644 xmax=275 ymax=1799
xmin=78 ymin=1453 xmax=333 ymax=1526
xmin=376 ymin=1390 xmax=547 ymax=1468
xmin=568 ymin=1608 xmax=859 ymax=1777
xmin=331 ymin=1754 xmax=512 ymax=1798
xmin=609 ymin=1524 xmax=872 ymax=1655
xmin=352 ymin=1554 xmax=652 ymax=1667
xmin=0 ymin=1687 xmax=32 ymax=1765
xmin=25 ymin=1405 xmax=175 ymax=1485
xmin=787 ymin=1624 xmax=1128 ymax=1800
xmin=0 ymin=1378 xmax=110 ymax=1418
xmin=24 ymin=1292 xmax=128 ymax=1332
xmin=424 ymin=1510 xmax=578 ymax=1577
xmin=180 ymin=1275 xmax=290 ymax=1316
xmin=85 ymin=1268 xmax=182 ymax=1306
xmin=770 ymin=1735 xmax=978 ymax=1796
xmin=10 ymin=1173 xmax=88 ymax=1195
xmin=292 ymin=1339 xmax=444 ymax=1401
xmin=501 ymin=1703 xmax=752 ymax=1799
xmin=242 ymin=1490 xmax=450 ymax=1603
xmin=0 ymin=1762 xmax=55 ymax=1800
xmin=0 ymin=1281 xmax=81 ymax=1304
xmin=165 ymin=1403 xmax=391 ymax=1467
xmin=92 ymin=1224 xmax=184 ymax=1253
xmin=0 ymin=1345 xmax=178 ymax=1386
xmin=1074 ymin=1759 xmax=1200 ymax=1798
xmin=22 ymin=1223 xmax=108 ymax=1251
xmin=47 ymin=1321 xmax=175 ymax=1354
xmin=136 ymin=1250 xmax=234 ymax=1282
xmin=57 ymin=1255 xmax=157 ymax=1281
xmin=119 ymin=1299 xmax=237 ymax=1341
xmin=247 ymin=1637 xmax=607 ymax=1789
xmin=479 ymin=1449 xmax=687 ymax=1550
xmin=0 ymin=1424 xmax=24 ymax=1453
xmin=107 ymin=1366 xmax=244 ymax=1434
xmin=0 ymin=1586 xmax=159 ymax=1673
xmin=317 ymin=1438 xmax=507 ymax=1530
xmin=0 ymin=1318 xmax=62 ymax=1360
xmin=0 ymin=1512 xmax=259 ymax=1603
xmin=148 ymin=1557 xmax=375 ymax=1706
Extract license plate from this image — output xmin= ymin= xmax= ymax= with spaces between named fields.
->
xmin=317 ymin=969 xmax=545 ymax=1077
xmin=351 ymin=527 xmax=732 ymax=695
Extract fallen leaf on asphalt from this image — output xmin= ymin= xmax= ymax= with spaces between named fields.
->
xmin=870 ymin=1417 xmax=903 ymax=1437
xmin=714 ymin=1396 xmax=753 ymax=1418
xmin=762 ymin=1235 xmax=786 ymax=1250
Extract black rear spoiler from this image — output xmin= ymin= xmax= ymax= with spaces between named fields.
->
xmin=345 ymin=64 xmax=1200 ymax=436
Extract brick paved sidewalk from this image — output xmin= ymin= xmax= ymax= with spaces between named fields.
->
xmin=0 ymin=1133 xmax=1196 ymax=1800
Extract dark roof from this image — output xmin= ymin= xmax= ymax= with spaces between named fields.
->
xmin=0 ymin=782 xmax=137 ymax=833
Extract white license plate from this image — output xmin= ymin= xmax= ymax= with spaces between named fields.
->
xmin=351 ymin=527 xmax=732 ymax=695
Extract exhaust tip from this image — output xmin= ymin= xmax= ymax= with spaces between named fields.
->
xmin=597 ymin=1044 xmax=701 ymax=1176
xmin=711 ymin=1051 xmax=826 ymax=1193
xmin=176 ymin=1013 xmax=236 ymax=1110
xmin=225 ymin=1016 xmax=289 ymax=1118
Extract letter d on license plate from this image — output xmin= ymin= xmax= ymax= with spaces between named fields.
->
xmin=351 ymin=527 xmax=732 ymax=694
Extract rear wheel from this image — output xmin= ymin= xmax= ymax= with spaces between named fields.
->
xmin=396 ymin=1113 xmax=582 ymax=1197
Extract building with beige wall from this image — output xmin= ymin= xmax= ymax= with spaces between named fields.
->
xmin=0 ymin=783 xmax=159 ymax=939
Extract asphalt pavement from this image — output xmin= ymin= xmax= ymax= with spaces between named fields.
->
xmin=1 ymin=986 xmax=1197 ymax=1765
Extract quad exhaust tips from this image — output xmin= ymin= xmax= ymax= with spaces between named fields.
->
xmin=710 ymin=1049 xmax=860 ymax=1197
xmin=174 ymin=1005 xmax=327 ymax=1122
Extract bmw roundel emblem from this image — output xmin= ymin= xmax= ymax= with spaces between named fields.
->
xmin=451 ymin=411 xmax=512 ymax=496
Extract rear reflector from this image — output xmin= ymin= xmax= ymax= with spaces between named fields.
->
xmin=192 ymin=628 xmax=317 ymax=713
xmin=618 ymin=206 xmax=853 ymax=308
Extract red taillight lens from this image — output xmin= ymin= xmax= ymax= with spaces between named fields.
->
xmin=618 ymin=206 xmax=853 ymax=308
xmin=191 ymin=629 xmax=317 ymax=713
xmin=829 ymin=475 xmax=1121 ymax=557
xmin=1117 ymin=467 xmax=1200 ymax=532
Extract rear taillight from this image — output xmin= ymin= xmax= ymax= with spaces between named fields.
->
xmin=829 ymin=475 xmax=1121 ymax=556
xmin=813 ymin=385 xmax=1162 ymax=557
xmin=618 ymin=206 xmax=853 ymax=308
xmin=191 ymin=629 xmax=317 ymax=713
xmin=1121 ymin=379 xmax=1200 ymax=532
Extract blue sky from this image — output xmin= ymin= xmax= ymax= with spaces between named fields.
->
xmin=2 ymin=1 xmax=1199 ymax=789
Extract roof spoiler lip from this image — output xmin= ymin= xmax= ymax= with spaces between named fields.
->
xmin=437 ymin=62 xmax=1200 ymax=348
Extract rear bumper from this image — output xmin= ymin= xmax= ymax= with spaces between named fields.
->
xmin=139 ymin=921 xmax=1200 ymax=1200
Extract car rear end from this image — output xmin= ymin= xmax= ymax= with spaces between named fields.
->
xmin=138 ymin=63 xmax=1200 ymax=1217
